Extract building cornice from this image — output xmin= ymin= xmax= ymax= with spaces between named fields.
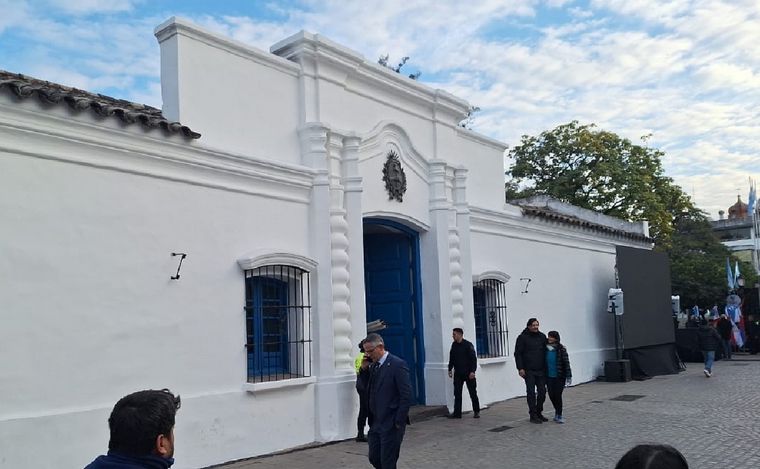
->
xmin=271 ymin=30 xmax=470 ymax=126
xmin=470 ymin=206 xmax=652 ymax=252
xmin=0 ymin=97 xmax=315 ymax=203
xmin=154 ymin=17 xmax=300 ymax=77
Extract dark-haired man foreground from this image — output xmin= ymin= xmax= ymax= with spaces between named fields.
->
xmin=84 ymin=389 xmax=181 ymax=469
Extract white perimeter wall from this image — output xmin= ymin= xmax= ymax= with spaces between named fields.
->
xmin=467 ymin=206 xmax=650 ymax=408
xmin=0 ymin=99 xmax=317 ymax=468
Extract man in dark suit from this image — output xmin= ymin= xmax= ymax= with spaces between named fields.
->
xmin=361 ymin=333 xmax=412 ymax=469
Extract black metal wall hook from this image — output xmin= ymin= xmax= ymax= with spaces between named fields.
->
xmin=171 ymin=252 xmax=187 ymax=280
xmin=519 ymin=277 xmax=532 ymax=294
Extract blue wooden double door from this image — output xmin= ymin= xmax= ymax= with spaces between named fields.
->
xmin=363 ymin=219 xmax=425 ymax=404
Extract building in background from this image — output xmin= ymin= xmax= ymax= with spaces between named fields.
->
xmin=712 ymin=195 xmax=759 ymax=270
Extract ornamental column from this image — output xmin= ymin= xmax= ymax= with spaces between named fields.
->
xmin=421 ymin=160 xmax=455 ymax=406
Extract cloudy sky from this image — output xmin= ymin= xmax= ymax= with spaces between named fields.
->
xmin=1 ymin=0 xmax=758 ymax=218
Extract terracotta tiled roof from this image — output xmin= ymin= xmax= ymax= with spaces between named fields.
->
xmin=521 ymin=206 xmax=653 ymax=242
xmin=0 ymin=70 xmax=200 ymax=139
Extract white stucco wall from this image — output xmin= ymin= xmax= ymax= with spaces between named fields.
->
xmin=467 ymin=206 xmax=650 ymax=408
xmin=0 ymin=95 xmax=319 ymax=468
xmin=156 ymin=18 xmax=303 ymax=164
xmin=1 ymin=17 xmax=654 ymax=469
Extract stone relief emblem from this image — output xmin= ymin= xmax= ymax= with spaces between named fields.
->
xmin=382 ymin=150 xmax=407 ymax=202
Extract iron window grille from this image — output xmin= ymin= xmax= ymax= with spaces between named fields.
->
xmin=244 ymin=265 xmax=312 ymax=383
xmin=473 ymin=278 xmax=509 ymax=358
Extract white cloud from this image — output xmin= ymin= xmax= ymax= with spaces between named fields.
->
xmin=1 ymin=0 xmax=759 ymax=219
xmin=0 ymin=0 xmax=32 ymax=33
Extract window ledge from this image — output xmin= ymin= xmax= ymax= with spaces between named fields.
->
xmin=479 ymin=356 xmax=509 ymax=366
xmin=243 ymin=376 xmax=316 ymax=393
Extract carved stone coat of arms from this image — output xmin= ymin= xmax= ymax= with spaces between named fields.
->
xmin=382 ymin=150 xmax=407 ymax=202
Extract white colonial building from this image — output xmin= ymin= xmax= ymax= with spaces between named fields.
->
xmin=0 ymin=18 xmax=651 ymax=469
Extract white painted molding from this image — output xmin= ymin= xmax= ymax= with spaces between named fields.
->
xmin=359 ymin=121 xmax=430 ymax=183
xmin=363 ymin=211 xmax=430 ymax=232
xmin=0 ymin=99 xmax=316 ymax=203
xmin=470 ymin=206 xmax=652 ymax=252
xmin=242 ymin=376 xmax=317 ymax=393
xmin=479 ymin=356 xmax=509 ymax=366
xmin=237 ymin=251 xmax=318 ymax=272
xmin=473 ymin=271 xmax=511 ymax=284
xmin=455 ymin=126 xmax=508 ymax=152
xmin=154 ymin=17 xmax=300 ymax=76
xmin=315 ymin=372 xmax=356 ymax=386
xmin=424 ymin=362 xmax=449 ymax=371
xmin=270 ymin=32 xmax=470 ymax=124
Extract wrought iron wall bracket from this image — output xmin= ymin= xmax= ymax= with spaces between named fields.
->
xmin=519 ymin=277 xmax=532 ymax=294
xmin=170 ymin=252 xmax=187 ymax=280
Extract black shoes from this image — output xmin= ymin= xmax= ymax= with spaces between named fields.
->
xmin=538 ymin=414 xmax=549 ymax=422
xmin=473 ymin=412 xmax=480 ymax=419
xmin=529 ymin=417 xmax=543 ymax=424
xmin=355 ymin=434 xmax=368 ymax=442
xmin=447 ymin=413 xmax=462 ymax=419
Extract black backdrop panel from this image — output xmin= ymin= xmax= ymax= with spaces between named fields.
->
xmin=625 ymin=344 xmax=680 ymax=378
xmin=616 ymin=246 xmax=675 ymax=348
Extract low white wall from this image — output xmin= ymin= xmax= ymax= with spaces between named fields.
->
xmin=0 ymin=137 xmax=317 ymax=468
xmin=468 ymin=207 xmax=649 ymax=408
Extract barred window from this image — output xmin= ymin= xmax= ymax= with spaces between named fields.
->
xmin=473 ymin=278 xmax=508 ymax=358
xmin=245 ymin=265 xmax=312 ymax=383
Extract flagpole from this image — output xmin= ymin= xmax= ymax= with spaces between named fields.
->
xmin=753 ymin=178 xmax=759 ymax=274
xmin=754 ymin=179 xmax=760 ymax=274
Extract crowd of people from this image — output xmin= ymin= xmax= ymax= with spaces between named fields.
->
xmin=351 ymin=318 xmax=572 ymax=467
xmin=83 ymin=323 xmax=690 ymax=469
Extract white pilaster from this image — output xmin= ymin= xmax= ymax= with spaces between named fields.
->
xmin=421 ymin=160 xmax=455 ymax=406
xmin=300 ymin=123 xmax=351 ymax=442
xmin=299 ymin=123 xmax=334 ymax=378
xmin=327 ymin=132 xmax=353 ymax=372
xmin=454 ymin=167 xmax=477 ymax=343
xmin=449 ymin=226 xmax=464 ymax=330
xmin=342 ymin=135 xmax=367 ymax=351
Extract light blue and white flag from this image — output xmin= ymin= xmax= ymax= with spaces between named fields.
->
xmin=748 ymin=178 xmax=756 ymax=215
xmin=735 ymin=261 xmax=741 ymax=285
xmin=726 ymin=257 xmax=735 ymax=290
xmin=732 ymin=323 xmax=744 ymax=348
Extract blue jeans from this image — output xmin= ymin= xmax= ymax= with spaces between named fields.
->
xmin=722 ymin=339 xmax=732 ymax=359
xmin=703 ymin=350 xmax=715 ymax=372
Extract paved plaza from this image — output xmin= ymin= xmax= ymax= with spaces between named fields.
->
xmin=213 ymin=357 xmax=760 ymax=469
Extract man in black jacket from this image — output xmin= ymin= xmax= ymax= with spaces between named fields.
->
xmin=716 ymin=314 xmax=733 ymax=359
xmin=514 ymin=318 xmax=548 ymax=423
xmin=447 ymin=328 xmax=480 ymax=419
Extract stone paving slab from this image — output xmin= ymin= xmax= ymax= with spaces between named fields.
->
xmin=213 ymin=356 xmax=760 ymax=469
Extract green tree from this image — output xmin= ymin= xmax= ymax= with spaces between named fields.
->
xmin=506 ymin=121 xmax=693 ymax=247
xmin=506 ymin=121 xmax=754 ymax=305
xmin=668 ymin=208 xmax=757 ymax=308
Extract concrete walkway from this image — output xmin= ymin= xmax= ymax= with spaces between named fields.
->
xmin=212 ymin=355 xmax=760 ymax=469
